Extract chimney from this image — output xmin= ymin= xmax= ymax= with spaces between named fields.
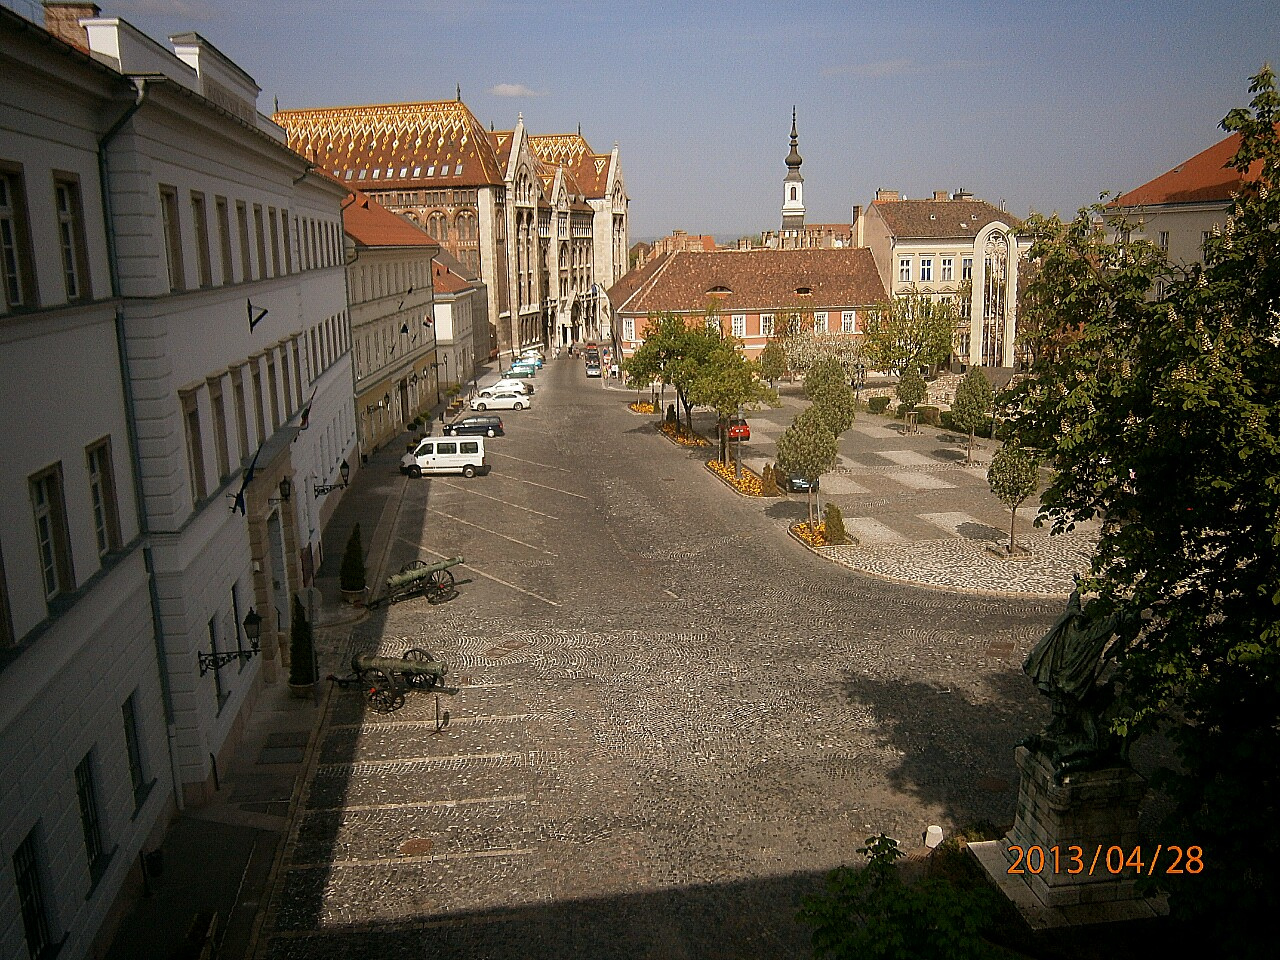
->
xmin=874 ymin=188 xmax=899 ymax=203
xmin=42 ymin=2 xmax=100 ymax=52
xmin=851 ymin=204 xmax=863 ymax=247
xmin=955 ymin=188 xmax=974 ymax=201
xmin=934 ymin=190 xmax=949 ymax=201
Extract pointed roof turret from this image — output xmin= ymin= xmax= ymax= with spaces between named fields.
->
xmin=785 ymin=106 xmax=803 ymax=179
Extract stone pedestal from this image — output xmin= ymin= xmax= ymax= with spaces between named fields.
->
xmin=970 ymin=746 xmax=1167 ymax=929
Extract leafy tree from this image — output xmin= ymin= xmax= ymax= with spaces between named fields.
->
xmin=759 ymin=340 xmax=787 ymax=385
xmin=688 ymin=342 xmax=777 ymax=472
xmin=987 ymin=445 xmax=1038 ymax=553
xmin=1000 ymin=69 xmax=1280 ymax=953
xmin=623 ymin=312 xmax=722 ymax=433
xmin=950 ymin=368 xmax=994 ymax=463
xmin=339 ymin=523 xmax=366 ymax=592
xmin=798 ymin=834 xmax=1001 ymax=960
xmin=895 ymin=368 xmax=927 ymax=409
xmin=811 ymin=383 xmax=858 ymax=438
xmin=861 ymin=288 xmax=957 ymax=375
xmin=776 ymin=406 xmax=838 ymax=530
xmin=805 ymin=356 xmax=847 ymax=401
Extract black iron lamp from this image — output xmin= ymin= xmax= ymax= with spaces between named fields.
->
xmin=314 ymin=459 xmax=351 ymax=497
xmin=198 ymin=608 xmax=263 ymax=675
xmin=268 ymin=477 xmax=292 ymax=504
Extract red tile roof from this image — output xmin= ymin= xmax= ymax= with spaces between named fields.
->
xmin=607 ymin=252 xmax=671 ymax=310
xmin=432 ymin=258 xmax=470 ymax=294
xmin=275 ymin=100 xmax=506 ymax=189
xmin=872 ymin=199 xmax=1018 ymax=239
xmin=613 ymin=249 xmax=886 ymax=315
xmin=1113 ymin=130 xmax=1266 ymax=206
xmin=342 ymin=189 xmax=438 ymax=248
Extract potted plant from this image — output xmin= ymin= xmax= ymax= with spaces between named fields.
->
xmin=339 ymin=523 xmax=367 ymax=604
xmin=288 ymin=595 xmax=317 ymax=696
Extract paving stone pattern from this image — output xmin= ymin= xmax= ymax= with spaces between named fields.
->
xmin=253 ymin=363 xmax=1072 ymax=960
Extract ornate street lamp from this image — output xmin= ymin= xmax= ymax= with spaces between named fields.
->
xmin=198 ymin=608 xmax=263 ymax=675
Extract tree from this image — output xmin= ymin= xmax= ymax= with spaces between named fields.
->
xmin=999 ymin=70 xmax=1280 ymax=952
xmin=776 ymin=406 xmax=838 ymax=531
xmin=623 ymin=312 xmax=722 ymax=433
xmin=759 ymin=340 xmax=787 ymax=385
xmin=987 ymin=445 xmax=1038 ymax=554
xmin=288 ymin=595 xmax=316 ymax=686
xmin=895 ymin=368 xmax=927 ymax=409
xmin=949 ymin=368 xmax=993 ymax=463
xmin=861 ymin=288 xmax=957 ymax=375
xmin=822 ymin=503 xmax=848 ymax=545
xmin=339 ymin=523 xmax=366 ymax=593
xmin=810 ymin=382 xmax=858 ymax=438
xmin=804 ymin=356 xmax=847 ymax=401
xmin=688 ymin=342 xmax=778 ymax=472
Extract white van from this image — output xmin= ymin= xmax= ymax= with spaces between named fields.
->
xmin=400 ymin=437 xmax=487 ymax=478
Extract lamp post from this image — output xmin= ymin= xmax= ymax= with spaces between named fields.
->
xmin=313 ymin=459 xmax=350 ymax=498
xmin=198 ymin=608 xmax=263 ymax=675
xmin=268 ymin=477 xmax=291 ymax=505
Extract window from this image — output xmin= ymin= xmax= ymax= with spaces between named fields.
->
xmin=75 ymin=752 xmax=107 ymax=880
xmin=229 ymin=368 xmax=248 ymax=462
xmin=790 ymin=186 xmax=797 ymax=200
xmin=919 ymin=257 xmax=933 ymax=282
xmin=55 ymin=177 xmax=90 ymax=301
xmin=622 ymin=318 xmax=635 ymax=341
xmin=898 ymin=258 xmax=911 ymax=283
xmin=292 ymin=339 xmax=304 ymax=401
xmin=841 ymin=311 xmax=856 ymax=333
xmin=940 ymin=257 xmax=953 ymax=281
xmin=268 ymin=207 xmax=281 ymax=277
xmin=208 ymin=378 xmax=230 ymax=482
xmin=814 ymin=312 xmax=828 ymax=334
xmin=215 ymin=196 xmax=233 ymax=284
xmin=460 ymin=441 xmax=480 ymax=454
xmin=236 ymin=201 xmax=251 ymax=281
xmin=253 ymin=205 xmax=266 ymax=280
xmin=209 ymin=616 xmax=228 ymax=708
xmin=760 ymin=313 xmax=774 ymax=337
xmin=190 ymin=192 xmax=211 ymax=287
xmin=280 ymin=208 xmax=292 ymax=273
xmin=86 ymin=439 xmax=121 ymax=558
xmin=1158 ymin=231 xmax=1170 ymax=251
xmin=180 ymin=390 xmax=206 ymax=502
xmin=159 ymin=185 xmax=184 ymax=291
xmin=30 ymin=465 xmax=74 ymax=602
xmin=122 ymin=692 xmax=149 ymax=811
xmin=267 ymin=356 xmax=280 ymax=427
xmin=14 ymin=828 xmax=54 ymax=959
xmin=731 ymin=314 xmax=746 ymax=338
xmin=437 ymin=441 xmax=456 ymax=455
xmin=1 ymin=164 xmax=36 ymax=310
xmin=1202 ymin=230 xmax=1213 ymax=252
xmin=961 ymin=257 xmax=973 ymax=280
xmin=250 ymin=362 xmax=265 ymax=444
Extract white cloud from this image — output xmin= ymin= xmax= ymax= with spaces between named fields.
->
xmin=821 ymin=58 xmax=915 ymax=79
xmin=491 ymin=83 xmax=547 ymax=98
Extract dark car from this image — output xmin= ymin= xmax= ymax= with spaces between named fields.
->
xmin=785 ymin=473 xmax=819 ymax=493
xmin=726 ymin=416 xmax=750 ymax=440
xmin=443 ymin=414 xmax=504 ymax=437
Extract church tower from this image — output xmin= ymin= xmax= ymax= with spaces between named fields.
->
xmin=781 ymin=106 xmax=805 ymax=231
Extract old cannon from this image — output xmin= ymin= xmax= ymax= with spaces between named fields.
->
xmin=349 ymin=648 xmax=448 ymax=712
xmin=384 ymin=556 xmax=463 ymax=605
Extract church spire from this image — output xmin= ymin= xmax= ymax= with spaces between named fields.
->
xmin=786 ymin=106 xmax=802 ymax=171
xmin=781 ymin=106 xmax=806 ymax=232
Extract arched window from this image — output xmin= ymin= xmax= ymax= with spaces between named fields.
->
xmin=455 ymin=211 xmax=476 ymax=241
xmin=790 ymin=186 xmax=797 ymax=201
xmin=427 ymin=211 xmax=448 ymax=242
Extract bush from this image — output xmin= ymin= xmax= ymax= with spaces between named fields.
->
xmin=823 ymin=503 xmax=848 ymax=544
xmin=896 ymin=402 xmax=911 ymax=419
xmin=339 ymin=523 xmax=366 ymax=592
xmin=940 ymin=410 xmax=957 ymax=431
xmin=761 ymin=464 xmax=781 ymax=497
xmin=916 ymin=404 xmax=942 ymax=427
xmin=896 ymin=367 xmax=927 ymax=408
xmin=868 ymin=396 xmax=891 ymax=415
xmin=665 ymin=403 xmax=677 ymax=424
xmin=288 ymin=595 xmax=316 ymax=686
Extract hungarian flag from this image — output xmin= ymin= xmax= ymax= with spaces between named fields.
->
xmin=297 ymin=387 xmax=318 ymax=433
xmin=231 ymin=442 xmax=264 ymax=515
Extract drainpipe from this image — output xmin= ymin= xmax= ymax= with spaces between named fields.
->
xmin=99 ymin=77 xmax=186 ymax=810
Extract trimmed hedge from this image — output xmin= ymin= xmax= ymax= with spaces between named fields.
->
xmin=916 ymin=404 xmax=942 ymax=427
xmin=868 ymin=396 xmax=891 ymax=414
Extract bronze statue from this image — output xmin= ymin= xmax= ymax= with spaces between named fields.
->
xmin=1022 ymin=576 xmax=1134 ymax=776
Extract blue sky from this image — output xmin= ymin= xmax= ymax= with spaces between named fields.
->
xmin=81 ymin=1 xmax=1280 ymax=239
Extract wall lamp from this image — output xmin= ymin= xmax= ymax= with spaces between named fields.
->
xmin=198 ymin=608 xmax=262 ymax=675
xmin=314 ymin=459 xmax=351 ymax=498
xmin=268 ymin=477 xmax=292 ymax=504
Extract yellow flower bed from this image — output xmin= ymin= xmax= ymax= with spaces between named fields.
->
xmin=628 ymin=400 xmax=657 ymax=414
xmin=790 ymin=521 xmax=829 ymax=547
xmin=658 ymin=420 xmax=709 ymax=447
xmin=705 ymin=459 xmax=764 ymax=496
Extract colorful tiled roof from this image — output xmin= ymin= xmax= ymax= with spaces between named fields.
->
xmin=341 ymin=189 xmax=438 ymax=248
xmin=529 ymin=133 xmax=611 ymax=198
xmin=614 ymin=249 xmax=886 ymax=314
xmin=274 ymin=100 xmax=505 ymax=189
xmin=1113 ymin=130 xmax=1265 ymax=206
xmin=872 ymin=199 xmax=1018 ymax=239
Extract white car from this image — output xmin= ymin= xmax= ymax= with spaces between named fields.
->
xmin=470 ymin=391 xmax=530 ymax=411
xmin=487 ymin=379 xmax=533 ymax=396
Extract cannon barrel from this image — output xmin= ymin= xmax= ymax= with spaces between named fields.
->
xmin=384 ymin=556 xmax=464 ymax=590
xmin=352 ymin=652 xmax=447 ymax=678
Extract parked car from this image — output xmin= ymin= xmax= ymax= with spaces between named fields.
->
xmin=517 ymin=351 xmax=544 ymax=367
xmin=784 ymin=473 xmax=819 ymax=493
xmin=726 ymin=416 xmax=750 ymax=440
xmin=501 ymin=366 xmax=536 ymax=380
xmin=470 ymin=391 xmax=530 ymax=411
xmin=484 ymin=380 xmax=533 ymax=396
xmin=401 ymin=437 xmax=487 ymax=478
xmin=443 ymin=414 xmax=504 ymax=437
xmin=585 ymin=360 xmax=602 ymax=377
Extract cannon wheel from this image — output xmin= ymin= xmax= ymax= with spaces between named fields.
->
xmin=390 ymin=560 xmax=430 ymax=603
xmin=364 ymin=668 xmax=405 ymax=713
xmin=403 ymin=647 xmax=439 ymax=688
xmin=425 ymin=568 xmax=457 ymax=604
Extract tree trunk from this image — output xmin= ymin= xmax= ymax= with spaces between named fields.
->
xmin=1009 ymin=504 xmax=1018 ymax=554
xmin=967 ymin=425 xmax=975 ymax=465
xmin=808 ymin=489 xmax=816 ymax=533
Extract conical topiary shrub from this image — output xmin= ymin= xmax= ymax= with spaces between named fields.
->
xmin=761 ymin=463 xmax=781 ymax=497
xmin=823 ymin=502 xmax=849 ymax=545
xmin=339 ymin=523 xmax=366 ymax=600
xmin=288 ymin=595 xmax=316 ymax=687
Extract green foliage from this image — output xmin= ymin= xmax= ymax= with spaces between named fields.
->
xmin=988 ymin=445 xmax=1039 ymax=553
xmin=811 ymin=383 xmax=858 ymax=438
xmin=623 ymin=312 xmax=727 ymax=432
xmin=915 ymin=404 xmax=941 ymax=428
xmin=951 ymin=368 xmax=994 ymax=462
xmin=805 ymin=356 xmax=847 ymax=401
xmin=759 ymin=340 xmax=787 ymax=383
xmin=822 ymin=503 xmax=848 ymax=544
xmin=861 ymin=289 xmax=957 ymax=374
xmin=867 ymin=396 xmax=890 ymax=415
xmin=687 ymin=342 xmax=778 ymax=463
xmin=776 ymin=407 xmax=838 ymax=529
xmin=895 ymin=368 xmax=927 ymax=408
xmin=798 ymin=834 xmax=1002 ymax=960
xmin=339 ymin=523 xmax=366 ymax=591
xmin=761 ymin=463 xmax=781 ymax=497
xmin=288 ymin=595 xmax=316 ymax=686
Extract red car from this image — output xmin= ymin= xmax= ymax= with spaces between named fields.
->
xmin=726 ymin=416 xmax=750 ymax=440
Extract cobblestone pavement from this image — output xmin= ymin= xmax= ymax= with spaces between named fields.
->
xmin=252 ymin=361 xmax=1067 ymax=960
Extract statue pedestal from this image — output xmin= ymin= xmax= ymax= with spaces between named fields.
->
xmin=969 ymin=746 xmax=1167 ymax=929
